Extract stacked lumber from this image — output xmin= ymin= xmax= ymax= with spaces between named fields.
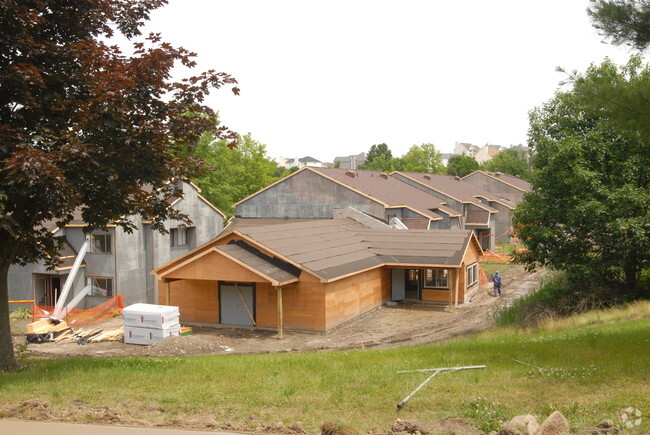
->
xmin=24 ymin=318 xmax=124 ymax=344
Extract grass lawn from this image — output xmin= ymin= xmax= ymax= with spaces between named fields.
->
xmin=1 ymin=302 xmax=649 ymax=433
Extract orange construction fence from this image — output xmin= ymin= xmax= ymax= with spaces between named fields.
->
xmin=32 ymin=294 xmax=124 ymax=328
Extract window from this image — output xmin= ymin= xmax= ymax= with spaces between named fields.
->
xmin=424 ymin=269 xmax=448 ymax=289
xmin=90 ymin=233 xmax=112 ymax=253
xmin=89 ymin=277 xmax=113 ymax=297
xmin=170 ymin=227 xmax=187 ymax=247
xmin=466 ymin=263 xmax=478 ymax=288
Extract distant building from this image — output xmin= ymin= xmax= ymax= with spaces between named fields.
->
xmin=333 ymin=152 xmax=367 ymax=169
xmin=440 ymin=153 xmax=453 ymax=166
xmin=454 ymin=142 xmax=480 ymax=157
xmin=474 ymin=144 xmax=504 ymax=164
xmin=278 ymin=156 xmax=324 ymax=169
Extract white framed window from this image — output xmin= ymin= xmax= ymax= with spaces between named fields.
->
xmin=90 ymin=233 xmax=112 ymax=253
xmin=170 ymin=226 xmax=187 ymax=247
xmin=89 ymin=277 xmax=113 ymax=297
xmin=466 ymin=263 xmax=478 ymax=288
xmin=424 ymin=269 xmax=448 ymax=289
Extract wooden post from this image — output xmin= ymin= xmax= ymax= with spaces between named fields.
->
xmin=448 ymin=270 xmax=453 ymax=312
xmin=454 ymin=269 xmax=460 ymax=308
xmin=166 ymin=281 xmax=171 ymax=306
xmin=277 ymin=286 xmax=283 ymax=338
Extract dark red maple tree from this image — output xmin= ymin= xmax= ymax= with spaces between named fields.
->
xmin=0 ymin=0 xmax=239 ymax=370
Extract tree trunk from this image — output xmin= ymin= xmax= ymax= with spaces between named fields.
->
xmin=0 ymin=261 xmax=18 ymax=371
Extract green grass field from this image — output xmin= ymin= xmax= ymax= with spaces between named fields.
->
xmin=2 ymin=301 xmax=649 ymax=433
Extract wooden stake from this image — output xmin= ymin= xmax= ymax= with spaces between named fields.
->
xmin=166 ymin=281 xmax=171 ymax=306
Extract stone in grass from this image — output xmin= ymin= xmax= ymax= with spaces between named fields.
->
xmin=536 ymin=411 xmax=569 ymax=435
xmin=391 ymin=418 xmax=429 ymax=434
xmin=321 ymin=421 xmax=359 ymax=435
xmin=590 ymin=419 xmax=619 ymax=434
xmin=497 ymin=427 xmax=523 ymax=435
xmin=505 ymin=414 xmax=539 ymax=435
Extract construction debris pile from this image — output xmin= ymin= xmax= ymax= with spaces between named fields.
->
xmin=25 ymin=317 xmax=124 ymax=345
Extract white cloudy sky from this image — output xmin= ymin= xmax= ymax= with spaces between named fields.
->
xmin=135 ymin=0 xmax=633 ymax=162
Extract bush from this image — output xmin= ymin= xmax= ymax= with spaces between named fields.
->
xmin=494 ymin=271 xmax=626 ymax=327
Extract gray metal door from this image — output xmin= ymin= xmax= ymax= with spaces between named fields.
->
xmin=391 ymin=269 xmax=405 ymax=301
xmin=220 ymin=283 xmax=255 ymax=326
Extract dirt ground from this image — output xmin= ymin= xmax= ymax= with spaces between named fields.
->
xmin=13 ymin=266 xmax=544 ymax=359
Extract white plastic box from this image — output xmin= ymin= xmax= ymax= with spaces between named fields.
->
xmin=122 ymin=303 xmax=179 ymax=329
xmin=124 ymin=324 xmax=180 ymax=345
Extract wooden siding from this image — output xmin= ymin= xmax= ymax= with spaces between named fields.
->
xmin=324 ymin=267 xmax=390 ymax=330
xmin=422 ymin=288 xmax=450 ymax=302
xmin=163 ymin=249 xmax=264 ymax=283
xmin=165 ymin=279 xmax=219 ymax=323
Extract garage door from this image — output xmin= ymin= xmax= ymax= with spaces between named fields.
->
xmin=219 ymin=283 xmax=255 ymax=326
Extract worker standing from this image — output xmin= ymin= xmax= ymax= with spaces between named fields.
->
xmin=493 ymin=271 xmax=502 ymax=296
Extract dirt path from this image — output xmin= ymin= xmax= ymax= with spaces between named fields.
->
xmin=15 ymin=266 xmax=544 ymax=359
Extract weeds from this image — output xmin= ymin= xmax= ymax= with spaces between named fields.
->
xmin=9 ymin=306 xmax=31 ymax=321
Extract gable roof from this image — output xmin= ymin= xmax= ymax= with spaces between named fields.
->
xmin=308 ymin=167 xmax=460 ymax=220
xmin=153 ymin=218 xmax=482 ymax=284
xmin=463 ymin=170 xmax=532 ymax=192
xmin=392 ymin=172 xmax=515 ymax=210
xmin=233 ymin=167 xmax=461 ymax=221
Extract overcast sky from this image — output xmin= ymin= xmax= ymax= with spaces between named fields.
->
xmin=136 ymin=0 xmax=633 ymax=162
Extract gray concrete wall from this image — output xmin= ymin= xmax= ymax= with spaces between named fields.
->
xmin=463 ymin=172 xmax=526 ymax=203
xmin=490 ymin=202 xmax=513 ymax=244
xmin=236 ymin=169 xmax=386 ymax=220
xmin=7 ymin=182 xmax=224 ymax=310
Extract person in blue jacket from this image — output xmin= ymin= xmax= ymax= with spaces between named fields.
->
xmin=493 ymin=271 xmax=502 ymax=296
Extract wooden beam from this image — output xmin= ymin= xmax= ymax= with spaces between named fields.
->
xmin=277 ymin=286 xmax=283 ymax=338
xmin=454 ymin=269 xmax=460 ymax=308
xmin=166 ymin=281 xmax=171 ymax=306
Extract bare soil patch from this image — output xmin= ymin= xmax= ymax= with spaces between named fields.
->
xmin=13 ymin=266 xmax=543 ymax=359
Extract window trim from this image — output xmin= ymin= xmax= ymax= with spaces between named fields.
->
xmin=466 ymin=263 xmax=478 ymax=288
xmin=89 ymin=233 xmax=112 ymax=254
xmin=423 ymin=269 xmax=449 ymax=289
xmin=88 ymin=276 xmax=114 ymax=297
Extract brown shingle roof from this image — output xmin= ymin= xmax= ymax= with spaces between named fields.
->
xmin=234 ymin=219 xmax=478 ymax=281
xmin=309 ymin=167 xmax=460 ymax=220
xmin=393 ymin=172 xmax=515 ymax=210
xmin=467 ymin=171 xmax=532 ymax=192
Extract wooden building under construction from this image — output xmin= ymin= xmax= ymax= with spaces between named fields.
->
xmin=151 ymin=219 xmax=483 ymax=333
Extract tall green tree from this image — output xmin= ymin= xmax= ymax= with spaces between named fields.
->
xmin=192 ymin=133 xmax=286 ymax=218
xmin=513 ymin=60 xmax=650 ymax=294
xmin=0 ymin=0 xmax=238 ymax=370
xmin=446 ymin=154 xmax=479 ymax=177
xmin=364 ymin=143 xmax=392 ymax=165
xmin=588 ymin=0 xmax=650 ymax=50
xmin=481 ymin=148 xmax=531 ymax=180
xmin=401 ymin=143 xmax=445 ymax=174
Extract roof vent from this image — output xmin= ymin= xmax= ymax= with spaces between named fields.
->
xmin=423 ymin=175 xmax=431 ymax=181
xmin=379 ymin=172 xmax=388 ymax=179
xmin=345 ymin=170 xmax=356 ymax=178
xmin=454 ymin=176 xmax=461 ymax=181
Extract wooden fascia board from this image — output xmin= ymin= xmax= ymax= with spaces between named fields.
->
xmin=55 ymin=265 xmax=86 ymax=271
xmin=151 ymin=228 xmax=237 ymax=276
xmin=197 ymin=192 xmax=226 ymax=218
xmin=464 ymin=170 xmax=527 ymax=192
xmin=320 ymin=261 xmax=462 ymax=284
xmin=232 ymin=166 xmax=311 ymax=208
xmin=221 ymin=231 xmax=329 ymax=283
xmin=473 ymin=195 xmax=515 ymax=210
xmin=212 ymin=248 xmax=299 ymax=287
xmin=385 ymin=205 xmax=444 ymax=221
xmin=393 ymin=172 xmax=467 ymax=204
xmin=307 ymin=168 xmax=390 ymax=208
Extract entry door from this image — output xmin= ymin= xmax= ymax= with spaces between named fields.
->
xmin=219 ymin=283 xmax=255 ymax=326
